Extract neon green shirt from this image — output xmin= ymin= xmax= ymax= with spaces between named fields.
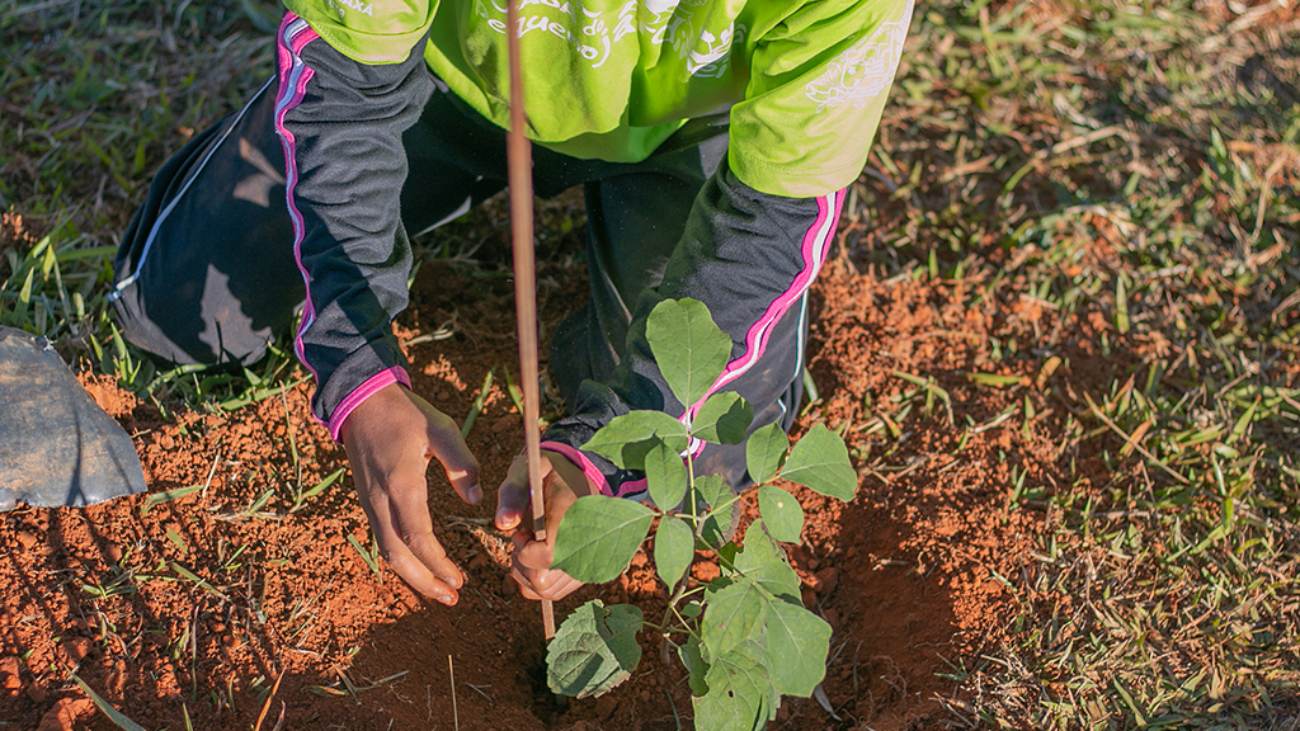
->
xmin=282 ymin=0 xmax=913 ymax=198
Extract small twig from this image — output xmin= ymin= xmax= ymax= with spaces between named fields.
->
xmin=189 ymin=602 xmax=200 ymax=700
xmin=335 ymin=665 xmax=361 ymax=702
xmin=1249 ymin=156 xmax=1287 ymax=248
xmin=252 ymin=671 xmax=284 ymax=731
xmin=464 ymin=683 xmax=493 ymax=701
xmin=200 ymin=448 xmax=222 ymax=500
xmin=1038 ymin=125 xmax=1134 ymax=159
xmin=459 ymin=366 xmax=495 ymax=438
xmin=1201 ymin=0 xmax=1286 ymax=50
xmin=1085 ymin=394 xmax=1190 ymax=484
xmin=449 ymin=655 xmax=458 ymax=731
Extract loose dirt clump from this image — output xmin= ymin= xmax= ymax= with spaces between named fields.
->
xmin=0 ymin=251 xmax=1115 ymax=730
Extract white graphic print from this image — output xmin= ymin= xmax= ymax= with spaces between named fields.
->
xmin=477 ymin=0 xmax=644 ymax=68
xmin=474 ymin=0 xmax=737 ymax=74
xmin=327 ymin=0 xmax=373 ymax=18
xmin=643 ymin=0 xmax=680 ymax=14
xmin=804 ymin=6 xmax=913 ymax=112
xmin=685 ymin=22 xmax=745 ymax=78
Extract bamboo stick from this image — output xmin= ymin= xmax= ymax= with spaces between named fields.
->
xmin=505 ymin=0 xmax=555 ymax=640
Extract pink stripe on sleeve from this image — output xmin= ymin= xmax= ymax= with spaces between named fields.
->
xmin=540 ymin=441 xmax=614 ymax=497
xmin=328 ymin=366 xmax=412 ymax=441
xmin=273 ymin=13 xmax=324 ymax=421
xmin=683 ymin=188 xmax=846 ymax=427
xmin=614 ymin=476 xmax=649 ymax=499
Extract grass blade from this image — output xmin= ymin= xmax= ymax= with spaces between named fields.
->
xmin=68 ymin=671 xmax=147 ymax=731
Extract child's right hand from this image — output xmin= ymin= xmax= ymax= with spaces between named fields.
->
xmin=340 ymin=383 xmax=482 ymax=606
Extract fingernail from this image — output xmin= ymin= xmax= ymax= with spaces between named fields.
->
xmin=467 ymin=484 xmax=482 ymax=504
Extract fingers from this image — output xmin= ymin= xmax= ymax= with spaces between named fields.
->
xmin=341 ymin=386 xmax=486 ymax=607
xmin=421 ymin=406 xmax=483 ymax=505
xmin=501 ymin=453 xmax=594 ymax=601
xmin=512 ymin=565 xmax=583 ymax=601
xmin=496 ymin=454 xmax=558 ymax=532
xmin=387 ymin=468 xmax=465 ymax=591
xmin=495 ymin=456 xmax=532 ymax=532
xmin=511 ymin=533 xmax=583 ymax=600
xmin=513 ymin=529 xmax=553 ymax=570
xmin=360 ymin=473 xmax=463 ymax=606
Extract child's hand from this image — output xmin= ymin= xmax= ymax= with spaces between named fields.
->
xmin=340 ymin=384 xmax=481 ymax=606
xmin=496 ymin=451 xmax=597 ymax=601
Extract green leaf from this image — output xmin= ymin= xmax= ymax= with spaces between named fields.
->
xmin=733 ymin=638 xmax=781 ymax=721
xmin=757 ymin=486 xmax=803 ymax=543
xmin=644 ymin=440 xmax=688 ymax=510
xmin=701 ymin=580 xmax=769 ymax=660
xmin=696 ymin=473 xmax=731 ymax=509
xmin=692 ymin=392 xmax=753 ymax=444
xmin=693 ymin=646 xmax=773 ymax=731
xmin=1227 ymin=398 xmax=1259 ymax=445
xmin=780 ymin=424 xmax=857 ymax=501
xmin=696 ymin=474 xmax=737 ymax=547
xmin=734 ymin=522 xmax=800 ymax=602
xmin=967 ymin=372 xmax=1023 ymax=388
xmin=553 ymin=496 xmax=655 ymax=583
xmin=647 ymin=298 xmax=733 ymax=408
xmin=762 ymin=601 xmax=831 ymax=697
xmin=1115 ymin=275 xmax=1130 ymax=334
xmin=701 ymin=511 xmax=736 ymax=549
xmin=733 ymin=641 xmax=781 ymax=723
xmin=165 ymin=527 xmax=188 ymax=554
xmin=292 ymin=467 xmax=347 ymax=511
xmin=678 ymin=635 xmax=710 ymax=696
xmin=581 ymin=411 xmax=688 ymax=470
xmin=140 ymin=484 xmax=204 ymax=515
xmin=745 ymin=422 xmax=788 ymax=485
xmin=654 ymin=516 xmax=694 ymax=591
xmin=717 ymin=541 xmax=741 ymax=569
xmin=547 ymin=600 xmax=644 ymax=698
xmin=737 ymin=637 xmax=772 ymax=676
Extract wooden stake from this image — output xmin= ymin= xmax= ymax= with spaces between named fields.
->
xmin=505 ymin=0 xmax=556 ymax=640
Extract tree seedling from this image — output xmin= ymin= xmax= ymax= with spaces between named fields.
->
xmin=546 ymin=298 xmax=857 ymax=730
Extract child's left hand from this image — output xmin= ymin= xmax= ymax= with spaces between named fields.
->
xmin=495 ymin=451 xmax=597 ymax=601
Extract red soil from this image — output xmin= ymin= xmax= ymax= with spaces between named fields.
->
xmin=0 ymin=249 xmax=1110 ymax=730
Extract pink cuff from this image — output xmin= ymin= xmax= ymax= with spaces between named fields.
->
xmin=614 ymin=477 xmax=649 ymax=499
xmin=540 ymin=441 xmax=614 ymax=497
xmin=328 ymin=366 xmax=411 ymax=441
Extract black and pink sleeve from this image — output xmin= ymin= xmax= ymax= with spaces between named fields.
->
xmin=272 ymin=13 xmax=433 ymax=438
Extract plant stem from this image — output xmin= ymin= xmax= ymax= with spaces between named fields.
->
xmin=660 ymin=451 xmax=706 ymax=644
xmin=703 ymin=484 xmax=754 ymax=524
xmin=664 ymin=598 xmax=700 ymax=640
xmin=686 ymin=449 xmax=698 ymax=528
